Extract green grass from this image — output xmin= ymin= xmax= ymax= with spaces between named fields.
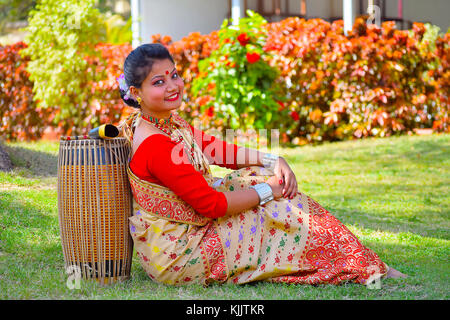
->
xmin=0 ymin=133 xmax=449 ymax=299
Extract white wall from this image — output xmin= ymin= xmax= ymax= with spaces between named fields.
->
xmin=138 ymin=0 xmax=229 ymax=44
xmin=403 ymin=0 xmax=449 ymax=32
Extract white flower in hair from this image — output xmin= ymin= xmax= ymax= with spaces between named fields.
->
xmin=117 ymin=73 xmax=134 ymax=101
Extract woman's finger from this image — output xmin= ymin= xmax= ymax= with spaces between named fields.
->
xmin=283 ymin=175 xmax=292 ymax=198
xmin=290 ymin=180 xmax=298 ymax=198
xmin=286 ymin=174 xmax=297 ymax=198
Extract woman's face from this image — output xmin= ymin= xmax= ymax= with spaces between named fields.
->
xmin=133 ymin=58 xmax=184 ymax=118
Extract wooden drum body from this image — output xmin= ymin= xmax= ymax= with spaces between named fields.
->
xmin=57 ymin=137 xmax=133 ymax=284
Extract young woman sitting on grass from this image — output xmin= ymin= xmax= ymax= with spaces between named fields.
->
xmin=119 ymin=43 xmax=407 ymax=286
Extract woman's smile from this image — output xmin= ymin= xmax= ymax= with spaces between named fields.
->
xmin=165 ymin=92 xmax=180 ymax=101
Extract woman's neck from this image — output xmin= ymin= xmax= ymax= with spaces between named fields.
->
xmin=141 ymin=110 xmax=172 ymax=120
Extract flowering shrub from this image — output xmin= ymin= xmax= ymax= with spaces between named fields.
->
xmin=190 ymin=11 xmax=283 ymax=131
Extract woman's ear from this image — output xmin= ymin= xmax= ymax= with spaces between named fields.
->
xmin=129 ymin=86 xmax=139 ymax=100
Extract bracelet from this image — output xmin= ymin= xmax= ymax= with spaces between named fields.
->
xmin=261 ymin=153 xmax=279 ymax=170
xmin=250 ymin=183 xmax=274 ymax=206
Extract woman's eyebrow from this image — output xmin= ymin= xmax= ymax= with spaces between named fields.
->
xmin=151 ymin=68 xmax=177 ymax=80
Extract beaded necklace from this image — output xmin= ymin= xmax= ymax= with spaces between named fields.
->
xmin=140 ymin=112 xmax=196 ymax=159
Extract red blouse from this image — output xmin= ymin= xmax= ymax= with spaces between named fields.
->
xmin=129 ymin=124 xmax=241 ymax=219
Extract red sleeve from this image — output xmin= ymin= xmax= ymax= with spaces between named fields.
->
xmin=129 ymin=134 xmax=228 ymax=219
xmin=189 ymin=124 xmax=241 ymax=170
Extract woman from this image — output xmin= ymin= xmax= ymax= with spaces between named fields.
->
xmin=119 ymin=43 xmax=406 ymax=286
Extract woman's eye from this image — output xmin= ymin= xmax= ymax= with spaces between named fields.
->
xmin=172 ymin=73 xmax=179 ymax=79
xmin=154 ymin=80 xmax=164 ymax=85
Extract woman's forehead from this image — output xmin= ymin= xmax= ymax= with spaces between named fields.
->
xmin=148 ymin=59 xmax=175 ymax=77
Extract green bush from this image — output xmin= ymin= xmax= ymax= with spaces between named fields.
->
xmin=20 ymin=0 xmax=106 ymax=135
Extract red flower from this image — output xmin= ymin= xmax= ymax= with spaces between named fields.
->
xmin=246 ymin=52 xmax=260 ymax=64
xmin=290 ymin=111 xmax=300 ymax=121
xmin=237 ymin=33 xmax=250 ymax=46
xmin=206 ymin=106 xmax=214 ymax=117
xmin=277 ymin=101 xmax=285 ymax=111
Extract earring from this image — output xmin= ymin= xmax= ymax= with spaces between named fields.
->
xmin=137 ymin=97 xmax=142 ymax=105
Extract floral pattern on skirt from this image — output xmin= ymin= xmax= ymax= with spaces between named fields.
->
xmin=214 ymin=166 xmax=389 ymax=285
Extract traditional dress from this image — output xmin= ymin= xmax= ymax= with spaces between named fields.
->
xmin=122 ymin=111 xmax=389 ymax=286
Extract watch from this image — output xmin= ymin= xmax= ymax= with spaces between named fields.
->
xmin=261 ymin=153 xmax=279 ymax=170
xmin=250 ymin=183 xmax=274 ymax=206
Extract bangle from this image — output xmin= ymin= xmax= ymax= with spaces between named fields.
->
xmin=250 ymin=183 xmax=274 ymax=206
xmin=261 ymin=153 xmax=279 ymax=170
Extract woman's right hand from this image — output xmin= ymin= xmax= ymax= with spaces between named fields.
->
xmin=265 ymin=176 xmax=285 ymax=199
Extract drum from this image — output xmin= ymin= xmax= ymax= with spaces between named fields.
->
xmin=57 ymin=136 xmax=133 ymax=285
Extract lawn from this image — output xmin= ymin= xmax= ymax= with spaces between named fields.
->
xmin=0 ymin=133 xmax=449 ymax=300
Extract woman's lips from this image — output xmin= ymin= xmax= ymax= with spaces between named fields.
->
xmin=165 ymin=93 xmax=179 ymax=101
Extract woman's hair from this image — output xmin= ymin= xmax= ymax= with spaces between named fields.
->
xmin=120 ymin=43 xmax=175 ymax=108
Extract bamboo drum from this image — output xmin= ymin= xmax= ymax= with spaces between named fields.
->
xmin=57 ymin=137 xmax=133 ymax=284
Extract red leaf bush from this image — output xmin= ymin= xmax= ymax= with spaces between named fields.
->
xmin=0 ymin=42 xmax=54 ymax=141
xmin=264 ymin=17 xmax=449 ymax=144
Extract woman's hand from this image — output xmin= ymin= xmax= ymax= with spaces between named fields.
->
xmin=265 ymin=176 xmax=285 ymax=199
xmin=273 ymin=157 xmax=298 ymax=199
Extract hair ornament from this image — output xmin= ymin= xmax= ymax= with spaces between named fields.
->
xmin=117 ymin=73 xmax=135 ymax=101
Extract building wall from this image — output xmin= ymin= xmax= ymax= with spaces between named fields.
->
xmin=402 ymin=0 xmax=449 ymax=32
xmin=138 ymin=0 xmax=229 ymax=43
xmin=136 ymin=0 xmax=449 ymax=46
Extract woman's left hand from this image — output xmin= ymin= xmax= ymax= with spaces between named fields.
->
xmin=274 ymin=157 xmax=298 ymax=199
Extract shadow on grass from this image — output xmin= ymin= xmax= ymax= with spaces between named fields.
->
xmin=2 ymin=144 xmax=58 ymax=177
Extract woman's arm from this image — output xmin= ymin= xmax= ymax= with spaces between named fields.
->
xmin=222 ymin=189 xmax=260 ymax=216
xmin=221 ymin=175 xmax=285 ymax=216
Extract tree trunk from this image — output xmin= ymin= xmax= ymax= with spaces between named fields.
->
xmin=0 ymin=143 xmax=13 ymax=172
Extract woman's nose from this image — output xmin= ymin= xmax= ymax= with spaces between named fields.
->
xmin=167 ymin=79 xmax=178 ymax=91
